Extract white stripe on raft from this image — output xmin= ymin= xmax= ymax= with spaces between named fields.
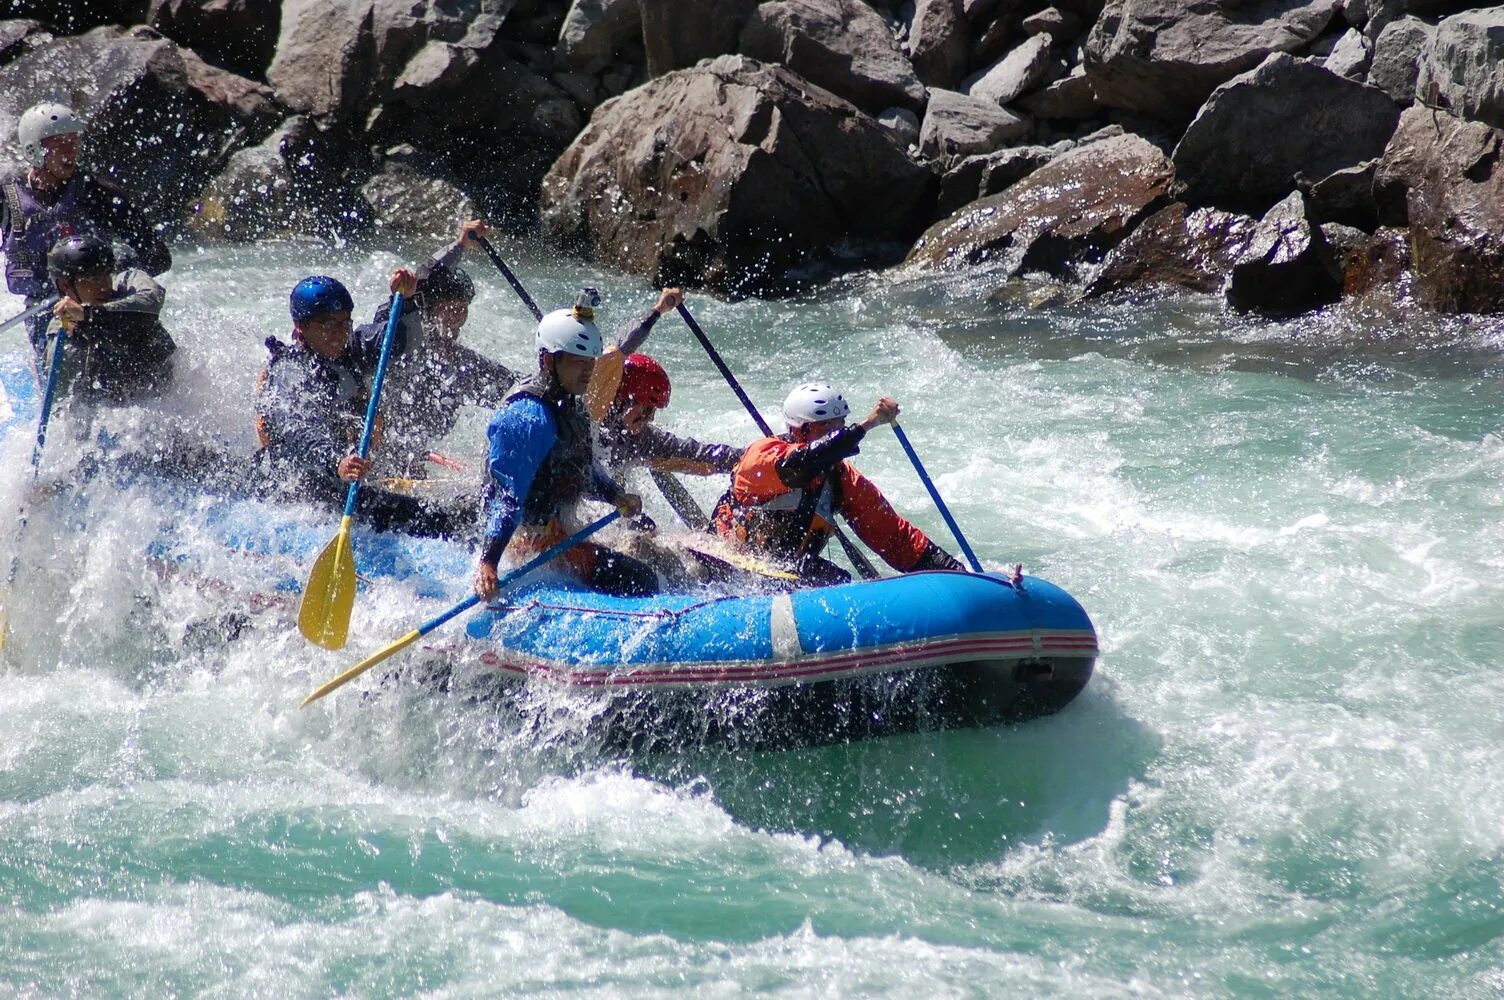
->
xmin=769 ymin=594 xmax=802 ymax=660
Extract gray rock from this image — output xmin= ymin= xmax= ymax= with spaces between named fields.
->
xmin=1368 ymin=15 xmax=1432 ymax=104
xmin=878 ymin=106 xmax=922 ymax=148
xmin=1324 ymin=27 xmax=1372 ymax=78
xmin=1084 ymin=0 xmax=1341 ymax=122
xmin=1306 ymin=158 xmax=1379 ymax=230
xmin=556 ymin=0 xmax=642 ymax=73
xmin=552 ymin=71 xmax=603 ymax=111
xmin=1172 ymin=53 xmax=1399 ymax=215
xmin=1020 ymin=7 xmax=1083 ymax=41
xmin=641 ymin=0 xmax=759 ymax=76
xmin=5 ymin=1 xmax=142 ymax=35
xmin=1082 ymin=201 xmax=1257 ymax=297
xmin=1018 ymin=64 xmax=1102 ymax=119
xmin=540 ymin=55 xmax=936 ymax=295
xmin=907 ymin=0 xmax=971 ymax=88
xmin=0 ymin=21 xmax=46 ymax=67
xmin=740 ymin=0 xmax=926 ymax=112
xmin=1415 ymin=8 xmax=1504 ymax=130
xmin=363 ymin=158 xmax=478 ymax=242
xmin=905 ymin=131 xmax=1175 ymax=278
xmin=147 ymin=0 xmax=281 ymax=78
xmin=965 ymin=32 xmax=1055 ymax=107
xmin=936 ymin=143 xmax=1054 ymax=215
xmin=0 ymin=26 xmax=278 ymax=230
xmin=1373 ymin=104 xmax=1504 ymax=312
xmin=1365 ymin=0 xmax=1475 ymax=39
xmin=920 ymin=87 xmax=1033 ymax=160
xmin=1225 ymin=190 xmax=1342 ymax=315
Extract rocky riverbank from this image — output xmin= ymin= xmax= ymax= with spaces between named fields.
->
xmin=2 ymin=1 xmax=1501 ymax=312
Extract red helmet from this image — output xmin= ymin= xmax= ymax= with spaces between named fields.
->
xmin=618 ymin=353 xmax=671 ymax=409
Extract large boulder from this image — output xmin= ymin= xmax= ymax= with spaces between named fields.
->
xmin=556 ymin=0 xmax=642 ymax=73
xmin=640 ymin=0 xmax=758 ymax=76
xmin=1082 ymin=201 xmax=1256 ymax=298
xmin=907 ymin=0 xmax=971 ymax=89
xmin=362 ymin=152 xmax=478 ymax=243
xmin=936 ymin=143 xmax=1054 ymax=215
xmin=1225 ymin=190 xmax=1343 ymax=315
xmin=1374 ymin=105 xmax=1504 ymax=312
xmin=147 ymin=0 xmax=281 ymax=78
xmin=738 ymin=0 xmax=926 ymax=112
xmin=904 ymin=131 xmax=1175 ymax=278
xmin=965 ymin=32 xmax=1056 ymax=107
xmin=1415 ymin=9 xmax=1504 ymax=131
xmin=0 ymin=25 xmax=279 ymax=229
xmin=1172 ymin=53 xmax=1399 ymax=216
xmin=1368 ymin=15 xmax=1433 ymax=104
xmin=540 ymin=55 xmax=936 ymax=295
xmin=1019 ymin=65 xmax=1104 ymax=120
xmin=1364 ymin=0 xmax=1475 ymax=39
xmin=919 ymin=88 xmax=1032 ymax=160
xmin=1083 ymin=0 xmax=1341 ymax=122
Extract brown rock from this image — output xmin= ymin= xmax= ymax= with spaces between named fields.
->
xmin=965 ymin=32 xmax=1055 ymax=107
xmin=1083 ymin=201 xmax=1256 ymax=297
xmin=1020 ymin=7 xmax=1083 ymax=41
xmin=1373 ymin=105 xmax=1504 ymax=313
xmin=908 ymin=0 xmax=971 ymax=89
xmin=362 ymin=155 xmax=478 ymax=243
xmin=641 ymin=0 xmax=758 ymax=77
xmin=904 ymin=131 xmax=1175 ymax=278
xmin=936 ymin=143 xmax=1055 ymax=215
xmin=1339 ymin=225 xmax=1412 ymax=298
xmin=1225 ymin=190 xmax=1342 ymax=315
xmin=1018 ymin=64 xmax=1103 ymax=119
xmin=147 ymin=0 xmax=281 ymax=78
xmin=1415 ymin=8 xmax=1504 ymax=131
xmin=920 ymin=88 xmax=1032 ymax=160
xmin=540 ymin=55 xmax=936 ymax=295
xmin=1305 ymin=159 xmax=1379 ymax=230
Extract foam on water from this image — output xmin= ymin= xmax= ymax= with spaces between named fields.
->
xmin=2 ymin=244 xmax=1502 ymax=996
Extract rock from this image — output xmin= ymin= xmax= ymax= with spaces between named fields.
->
xmin=1415 ymin=9 xmax=1504 ymax=130
xmin=1172 ymin=53 xmax=1399 ymax=216
xmin=641 ymin=0 xmax=758 ymax=76
xmin=905 ymin=131 xmax=1175 ymax=278
xmin=1323 ymin=27 xmax=1371 ymax=78
xmin=1018 ymin=64 xmax=1102 ymax=119
xmin=972 ymin=12 xmax=1012 ymax=66
xmin=540 ymin=55 xmax=936 ymax=295
xmin=1225 ymin=191 xmax=1342 ymax=315
xmin=362 ymin=155 xmax=478 ymax=242
xmin=1082 ymin=201 xmax=1256 ymax=297
xmin=147 ymin=0 xmax=281 ymax=78
xmin=1365 ymin=0 xmax=1475 ymax=39
xmin=936 ymin=143 xmax=1054 ymax=215
xmin=1368 ymin=15 xmax=1432 ymax=104
xmin=552 ymin=70 xmax=602 ymax=110
xmin=8 ymin=1 xmax=146 ymax=35
xmin=266 ymin=0 xmax=377 ymax=119
xmin=188 ymin=116 xmax=374 ymax=242
xmin=0 ymin=25 xmax=278 ymax=230
xmin=1084 ymin=0 xmax=1341 ymax=123
xmin=962 ymin=0 xmax=1008 ymax=24
xmin=739 ymin=0 xmax=926 ymax=112
xmin=907 ymin=0 xmax=971 ymax=89
xmin=1373 ymin=105 xmax=1504 ymax=312
xmin=965 ymin=32 xmax=1054 ymax=107
xmin=920 ymin=87 xmax=1032 ymax=160
xmin=1020 ymin=7 xmax=1083 ymax=41
xmin=0 ymin=20 xmax=48 ymax=66
xmin=1306 ymin=158 xmax=1379 ymax=230
xmin=1339 ymin=225 xmax=1411 ymax=297
xmin=556 ymin=0 xmax=642 ymax=73
xmin=878 ymin=106 xmax=922 ymax=148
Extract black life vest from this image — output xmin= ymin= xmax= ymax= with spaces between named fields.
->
xmin=502 ymin=374 xmax=595 ymax=527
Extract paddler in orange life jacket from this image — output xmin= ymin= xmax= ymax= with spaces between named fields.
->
xmin=474 ymin=291 xmax=659 ymax=601
xmin=711 ymin=383 xmax=964 ymax=585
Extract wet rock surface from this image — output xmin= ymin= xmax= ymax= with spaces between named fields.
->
xmin=1082 ymin=201 xmax=1256 ymax=298
xmin=1225 ymin=191 xmax=1343 ymax=316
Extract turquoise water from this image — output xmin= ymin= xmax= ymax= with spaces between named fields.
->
xmin=2 ymin=241 xmax=1502 ymax=997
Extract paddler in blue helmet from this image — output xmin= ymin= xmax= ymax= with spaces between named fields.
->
xmin=474 ymin=289 xmax=658 ymax=601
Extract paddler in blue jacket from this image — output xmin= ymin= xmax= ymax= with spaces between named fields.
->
xmin=474 ymin=291 xmax=658 ymax=601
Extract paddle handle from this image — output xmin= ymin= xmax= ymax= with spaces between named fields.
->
xmin=474 ymin=235 xmax=543 ymax=321
xmin=341 ymin=291 xmax=404 ymax=519
xmin=891 ymin=423 xmax=983 ymax=573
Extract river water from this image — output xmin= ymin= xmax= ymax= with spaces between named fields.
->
xmin=1 ymin=240 xmax=1501 ymax=997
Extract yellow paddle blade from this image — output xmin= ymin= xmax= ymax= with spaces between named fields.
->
xmin=301 ymin=628 xmax=422 ymax=707
xmin=298 ymin=516 xmax=358 ymax=650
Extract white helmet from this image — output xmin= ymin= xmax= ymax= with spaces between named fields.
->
xmin=783 ymin=382 xmax=850 ymax=428
xmin=536 ymin=306 xmax=603 ymax=358
xmin=18 ymin=103 xmax=83 ymax=168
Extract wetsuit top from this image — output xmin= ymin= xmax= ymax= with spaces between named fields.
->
xmin=2 ymin=170 xmax=171 ymax=300
xmin=712 ymin=424 xmax=936 ymax=571
xmin=598 ymin=417 xmax=743 ymax=478
xmin=480 ymin=374 xmax=622 ymax=565
xmin=41 ymin=268 xmax=175 ymax=404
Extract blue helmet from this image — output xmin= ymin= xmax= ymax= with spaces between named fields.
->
xmin=289 ymin=275 xmax=353 ymax=322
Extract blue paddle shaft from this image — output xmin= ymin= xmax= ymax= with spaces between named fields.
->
xmin=1 ymin=297 xmax=57 ymax=336
xmin=418 ymin=510 xmax=623 ymax=638
xmin=891 ymin=424 xmax=984 ymax=574
xmin=341 ymin=291 xmax=404 ymax=519
xmin=32 ymin=325 xmax=68 ymax=468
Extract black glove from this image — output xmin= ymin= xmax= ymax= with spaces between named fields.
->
xmin=912 ymin=541 xmax=964 ymax=572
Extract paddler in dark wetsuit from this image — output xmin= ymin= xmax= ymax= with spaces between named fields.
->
xmin=41 ymin=234 xmax=175 ymax=405
xmin=355 ymin=219 xmax=520 ymax=481
xmin=593 ymin=351 xmax=742 ymax=480
xmin=711 ymin=382 xmax=964 ymax=585
xmin=474 ymin=291 xmax=657 ymax=601
xmin=2 ymin=103 xmax=170 ymax=363
xmin=254 ymin=270 xmax=470 ymax=539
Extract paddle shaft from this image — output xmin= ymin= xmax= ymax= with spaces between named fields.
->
xmin=676 ymin=303 xmax=880 ymax=580
xmin=301 ymin=511 xmax=621 ymax=706
xmin=891 ymin=423 xmax=983 ymax=573
xmin=0 ymin=297 xmax=57 ymax=336
xmin=474 ymin=235 xmax=542 ymax=321
xmin=340 ymin=292 xmax=404 ymax=520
